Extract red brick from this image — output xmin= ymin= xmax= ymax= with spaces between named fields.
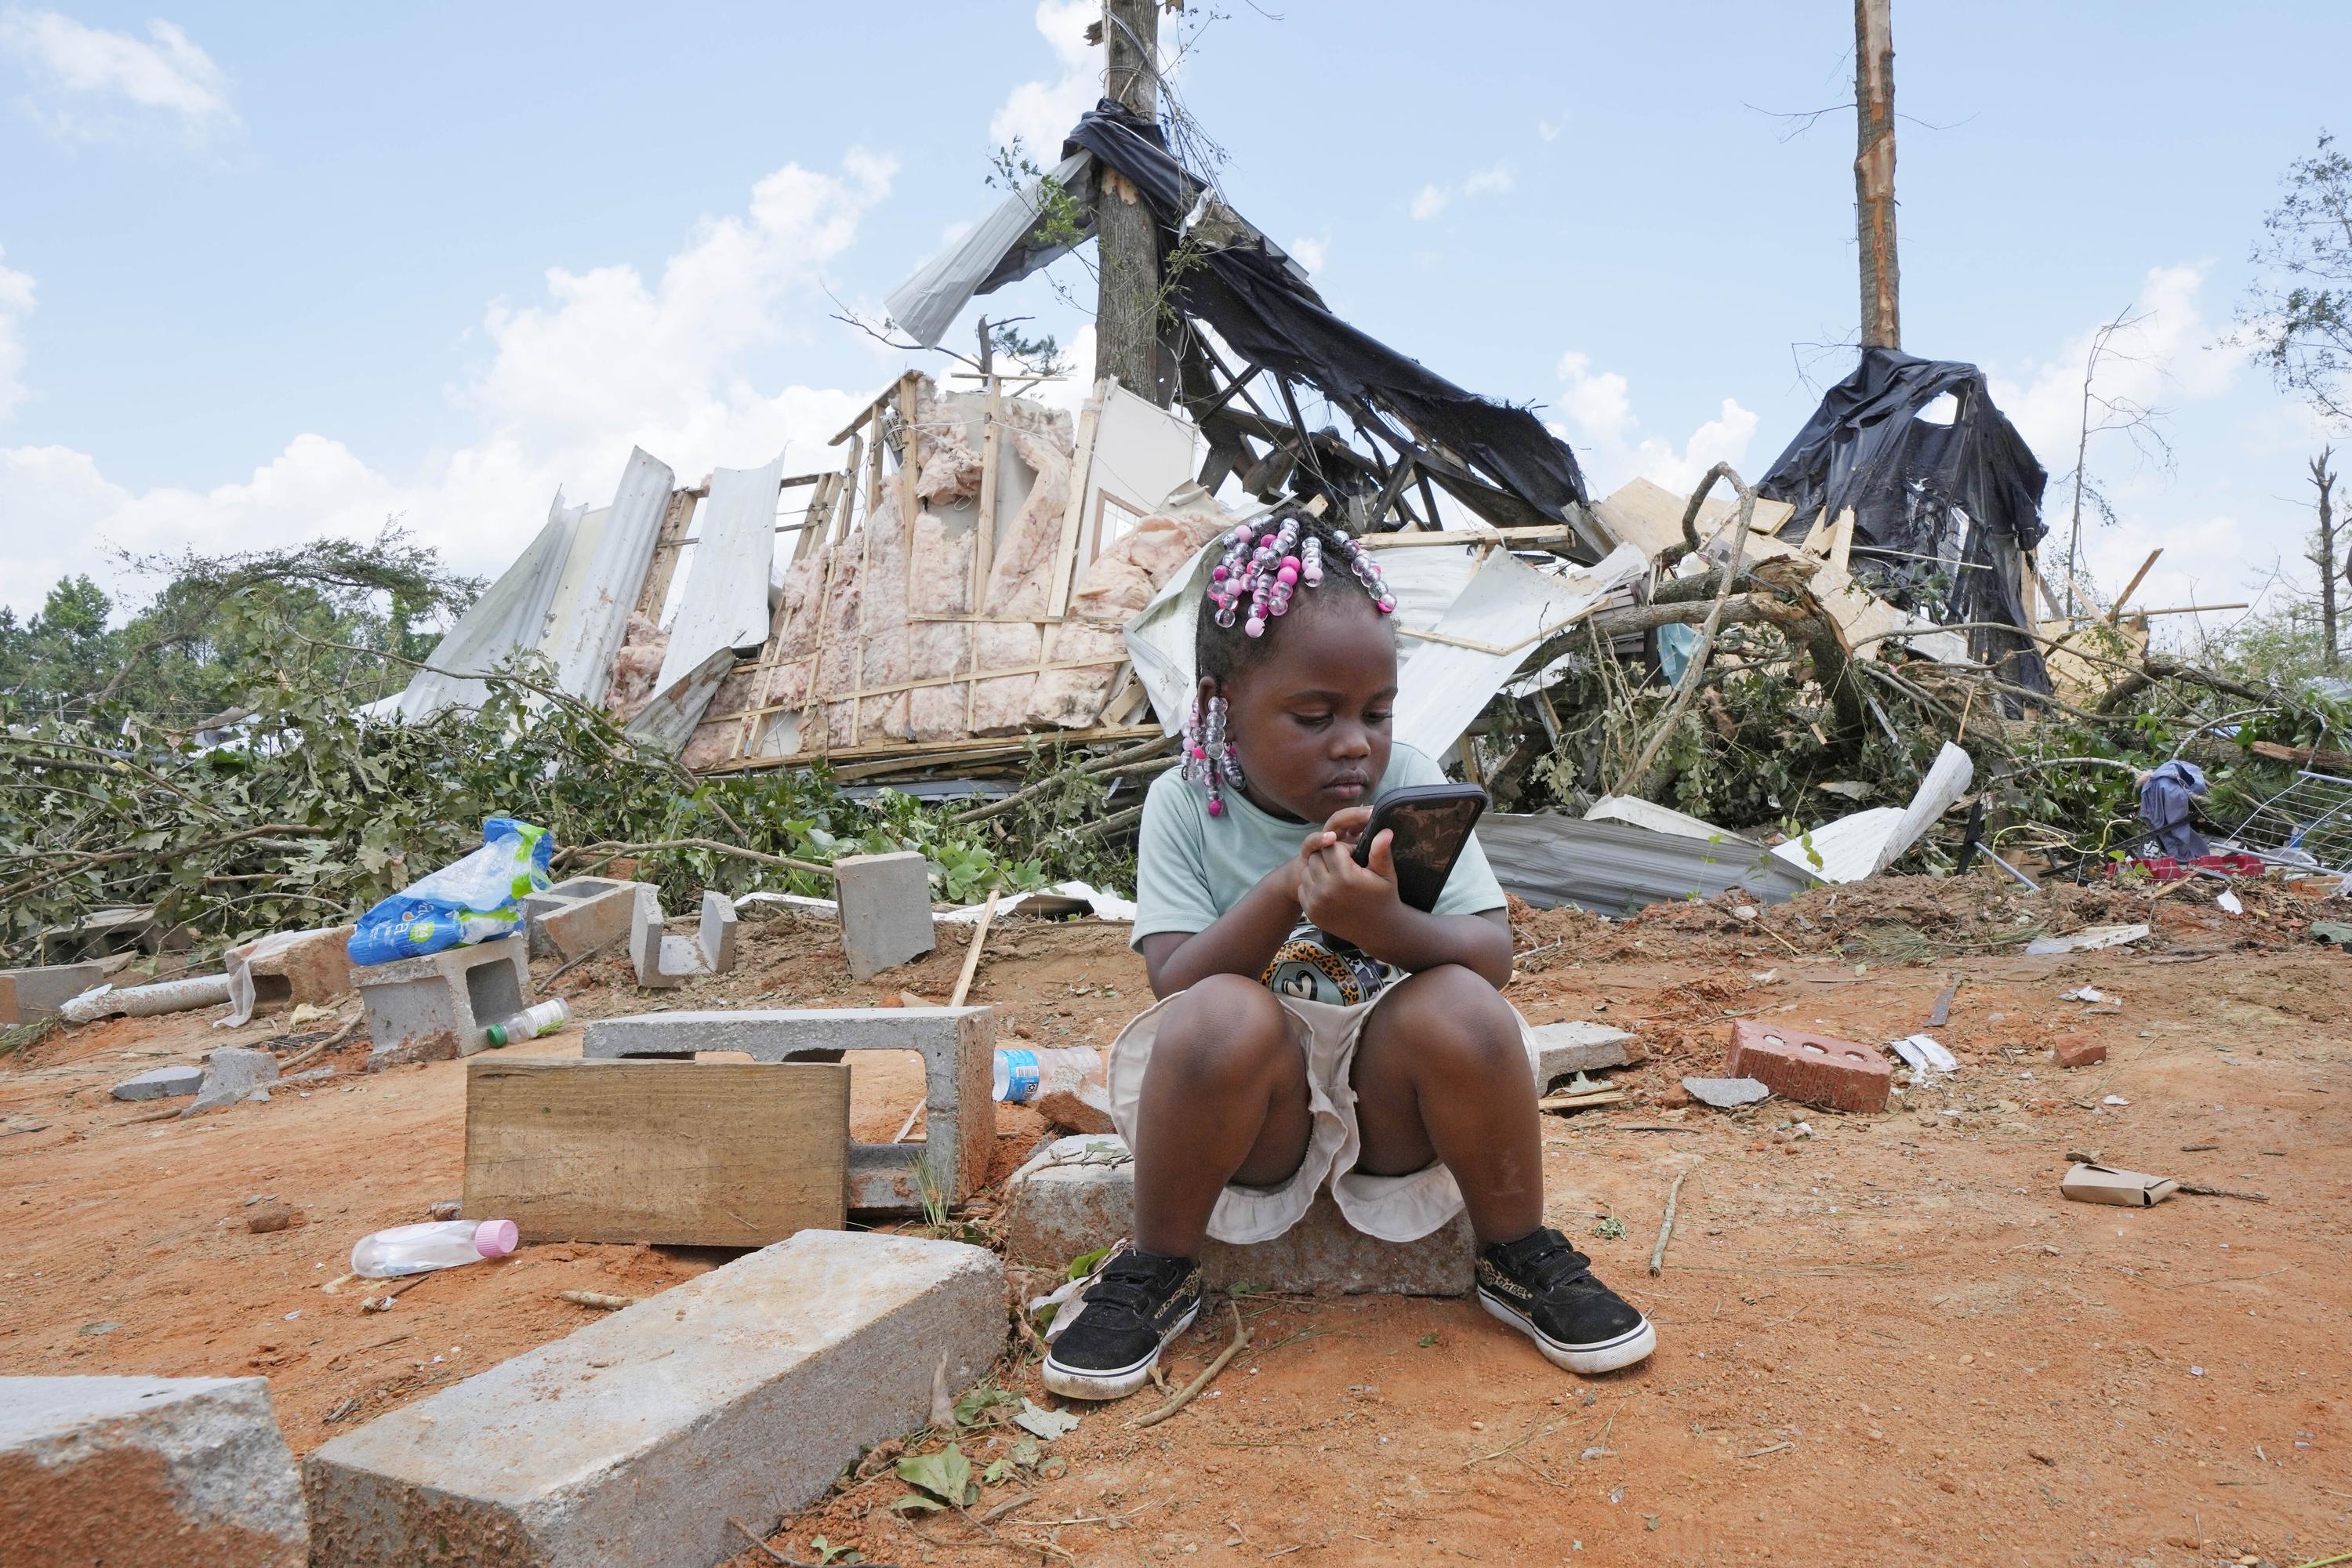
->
xmin=2053 ymin=1036 xmax=2107 ymax=1069
xmin=1725 ymin=1020 xmax=1891 ymax=1113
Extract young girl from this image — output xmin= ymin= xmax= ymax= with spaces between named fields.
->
xmin=1040 ymin=507 xmax=1657 ymax=1400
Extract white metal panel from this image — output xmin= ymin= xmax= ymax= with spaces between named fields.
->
xmin=542 ymin=447 xmax=676 ymax=705
xmin=397 ymin=491 xmax=584 ymax=721
xmin=626 ymin=452 xmax=785 ymax=753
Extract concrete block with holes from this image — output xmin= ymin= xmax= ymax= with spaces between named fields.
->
xmin=302 ymin=1232 xmax=1001 ymax=1568
xmin=584 ymin=1006 xmax=993 ymax=1214
xmin=519 ymin=877 xmax=640 ymax=962
xmin=1 ymin=1375 xmax=308 ymax=1566
xmin=0 ymin=961 xmax=105 ymax=1025
xmin=626 ymin=887 xmax=738 ymax=989
xmin=1724 ymin=1018 xmax=1891 ymax=1113
xmin=352 ymin=936 xmax=533 ymax=1071
xmin=241 ymin=925 xmax=356 ymax=1014
xmin=1001 ymin=1134 xmax=1475 ymax=1296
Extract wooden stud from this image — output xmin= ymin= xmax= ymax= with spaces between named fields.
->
xmin=462 ymin=1058 xmax=849 ymax=1247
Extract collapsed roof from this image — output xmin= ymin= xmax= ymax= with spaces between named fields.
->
xmin=888 ymin=100 xmax=1604 ymax=555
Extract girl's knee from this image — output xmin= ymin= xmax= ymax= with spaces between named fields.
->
xmin=1385 ymin=965 xmax=1523 ymax=1070
xmin=1153 ymin=974 xmax=1292 ymax=1086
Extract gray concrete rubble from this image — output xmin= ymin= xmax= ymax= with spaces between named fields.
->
xmin=1526 ymin=1021 xmax=1637 ymax=1089
xmin=0 ymin=1375 xmax=307 ymax=1566
xmin=833 ymin=851 xmax=936 ymax=980
xmin=0 ymin=960 xmax=105 ymax=1024
xmin=111 ymin=1063 xmax=204 ymax=1101
xmin=186 ymin=1046 xmax=281 ymax=1115
xmin=1004 ymin=1134 xmax=1475 ymax=1296
xmin=352 ymin=936 xmax=532 ymax=1070
xmin=303 ymin=1231 xmax=1003 ymax=1568
xmin=520 ymin=876 xmax=640 ymax=962
xmin=1682 ymin=1076 xmax=1772 ymax=1109
xmin=627 ymin=886 xmax=739 ymax=989
xmin=586 ymin=1006 xmax=995 ymax=1212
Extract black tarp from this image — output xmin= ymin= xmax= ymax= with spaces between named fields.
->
xmin=1060 ymin=102 xmax=1592 ymax=527
xmin=1757 ymin=347 xmax=2050 ymax=691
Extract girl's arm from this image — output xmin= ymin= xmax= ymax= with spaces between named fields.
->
xmin=1298 ymin=831 xmax=1514 ymax=986
xmin=1138 ymin=822 xmax=1348 ymax=998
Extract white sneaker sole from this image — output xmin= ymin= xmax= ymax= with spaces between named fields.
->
xmin=1478 ymin=1287 xmax=1657 ymax=1374
xmin=1039 ymin=1298 xmax=1201 ymax=1402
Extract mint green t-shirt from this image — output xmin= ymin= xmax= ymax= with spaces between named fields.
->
xmin=1130 ymin=742 xmax=1508 ymax=1005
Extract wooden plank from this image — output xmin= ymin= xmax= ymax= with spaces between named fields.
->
xmin=463 ymin=1058 xmax=848 ymax=1247
xmin=2107 ymin=548 xmax=2163 ymax=622
xmin=1046 ymin=379 xmax=1110 ymax=619
xmin=632 ymin=488 xmax=699 ymax=623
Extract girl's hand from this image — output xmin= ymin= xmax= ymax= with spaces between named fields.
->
xmin=1298 ymin=826 xmax=1403 ymax=946
xmin=1281 ymin=806 xmax=1370 ymax=901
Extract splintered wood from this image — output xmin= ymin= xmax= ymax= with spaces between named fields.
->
xmin=462 ymin=1059 xmax=849 ymax=1247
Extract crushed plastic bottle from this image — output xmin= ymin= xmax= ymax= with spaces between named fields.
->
xmin=350 ymin=1219 xmax=519 ymax=1279
xmin=484 ymin=998 xmax=570 ymax=1048
xmin=993 ymin=1046 xmax=1103 ymax=1104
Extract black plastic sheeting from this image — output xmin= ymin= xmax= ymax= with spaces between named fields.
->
xmin=1757 ymin=347 xmax=2051 ymax=692
xmin=1062 ymin=101 xmax=1590 ymax=523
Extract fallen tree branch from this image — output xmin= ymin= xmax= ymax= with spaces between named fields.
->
xmin=0 ymin=822 xmax=326 ymax=905
xmin=2096 ymin=656 xmax=2286 ymax=716
xmin=1125 ymin=1301 xmax=1248 ymax=1429
xmin=1615 ymin=466 xmax=1757 ymax=796
xmin=953 ymin=732 xmax=1178 ymax=826
xmin=556 ymin=838 xmax=833 ymax=880
xmin=1650 ymin=1161 xmax=1699 ymax=1276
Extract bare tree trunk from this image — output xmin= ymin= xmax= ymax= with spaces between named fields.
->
xmin=2313 ymin=446 xmax=2340 ymax=669
xmin=1853 ymin=0 xmax=1901 ymax=351
xmin=1094 ymin=0 xmax=1171 ymax=406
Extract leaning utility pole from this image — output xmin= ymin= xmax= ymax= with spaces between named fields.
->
xmin=1854 ymin=0 xmax=1900 ymax=350
xmin=1094 ymin=0 xmax=1173 ymax=406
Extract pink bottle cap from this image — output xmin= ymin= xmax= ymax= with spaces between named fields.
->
xmin=474 ymin=1219 xmax=519 ymax=1258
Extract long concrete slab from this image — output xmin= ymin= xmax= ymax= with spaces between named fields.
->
xmin=304 ymin=1231 xmax=1003 ymax=1568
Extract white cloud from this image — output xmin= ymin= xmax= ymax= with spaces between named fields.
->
xmin=0 ymin=244 xmax=33 ymax=419
xmin=989 ymin=0 xmax=1102 ymax=156
xmin=0 ymin=151 xmax=897 ymax=616
xmin=1287 ymin=234 xmax=1327 ymax=274
xmin=1461 ymin=165 xmax=1514 ymax=198
xmin=1410 ymin=165 xmax=1513 ymax=222
xmin=1552 ymin=350 xmax=1759 ymax=496
xmin=1537 ymin=115 xmax=1564 ymax=143
xmin=1993 ymin=263 xmax=2234 ymax=466
xmin=0 ymin=9 xmax=235 ymax=142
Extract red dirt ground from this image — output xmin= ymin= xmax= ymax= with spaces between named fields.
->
xmin=2 ymin=877 xmax=2347 ymax=1567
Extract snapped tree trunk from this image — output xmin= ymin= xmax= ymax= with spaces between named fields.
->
xmin=2312 ymin=446 xmax=2340 ymax=670
xmin=1094 ymin=0 xmax=1172 ymax=406
xmin=1853 ymin=0 xmax=1900 ymax=350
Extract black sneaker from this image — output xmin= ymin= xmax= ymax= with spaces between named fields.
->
xmin=1039 ymin=1245 xmax=1203 ymax=1401
xmin=1476 ymin=1228 xmax=1657 ymax=1374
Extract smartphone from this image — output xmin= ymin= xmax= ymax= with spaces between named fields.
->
xmin=1352 ymin=782 xmax=1489 ymax=912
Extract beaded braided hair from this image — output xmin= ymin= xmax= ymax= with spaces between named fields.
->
xmin=1181 ymin=506 xmax=1396 ymax=816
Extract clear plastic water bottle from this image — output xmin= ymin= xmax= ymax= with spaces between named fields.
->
xmin=350 ymin=1219 xmax=519 ymax=1278
xmin=993 ymin=1046 xmax=1103 ymax=1104
xmin=483 ymin=997 xmax=569 ymax=1047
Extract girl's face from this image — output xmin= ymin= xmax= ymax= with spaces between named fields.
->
xmin=1208 ymin=590 xmax=1398 ymax=824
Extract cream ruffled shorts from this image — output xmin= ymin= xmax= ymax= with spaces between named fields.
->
xmin=1105 ymin=985 xmax=1541 ymax=1247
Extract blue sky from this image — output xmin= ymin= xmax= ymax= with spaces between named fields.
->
xmin=2 ymin=1 xmax=2346 ymax=636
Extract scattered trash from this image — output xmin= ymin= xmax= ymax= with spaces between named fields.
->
xmin=60 ymin=973 xmax=234 ymax=1025
xmin=1887 ymin=1033 xmax=1957 ymax=1078
xmin=1681 ymin=1076 xmax=1771 ymax=1109
xmin=2215 ymin=890 xmax=2245 ymax=915
xmin=350 ymin=1218 xmax=520 ymax=1279
xmin=2059 ymin=986 xmax=2105 ymax=1004
xmin=483 ymin=997 xmax=570 ymax=1048
xmin=2103 ymin=1094 xmax=2130 ymax=1106
xmin=2060 ymin=1163 xmax=2177 ymax=1207
xmin=993 ymin=1045 xmax=1104 ymax=1105
xmin=2027 ymin=924 xmax=2151 ymax=956
xmin=347 ymin=818 xmax=552 ymax=967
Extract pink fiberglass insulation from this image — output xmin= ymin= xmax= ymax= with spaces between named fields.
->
xmin=967 ymin=423 xmax=1073 ymax=733
xmin=908 ymin=512 xmax=976 ymax=742
xmin=813 ymin=528 xmax=866 ymax=750
xmin=855 ymin=492 xmax=913 ymax=744
xmin=604 ymin=612 xmax=670 ymax=723
xmin=1027 ymin=510 xmax=1234 ymax=728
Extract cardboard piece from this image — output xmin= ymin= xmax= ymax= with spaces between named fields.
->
xmin=2060 ymin=1163 xmax=2178 ymax=1207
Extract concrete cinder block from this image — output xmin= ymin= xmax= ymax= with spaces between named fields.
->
xmin=0 ymin=961 xmax=104 ymax=1025
xmin=1003 ymin=1135 xmax=1475 ymax=1296
xmin=241 ymin=925 xmax=356 ymax=1014
xmin=353 ymin=937 xmax=532 ymax=1071
xmin=0 ymin=1375 xmax=307 ymax=1566
xmin=303 ymin=1232 xmax=1003 ymax=1568
xmin=1726 ymin=1019 xmax=1891 ymax=1114
xmin=586 ymin=1007 xmax=994 ymax=1214
xmin=1526 ymin=1021 xmax=1635 ymax=1089
xmin=111 ymin=1063 xmax=204 ymax=1101
xmin=833 ymin=851 xmax=935 ymax=981
xmin=187 ymin=1046 xmax=281 ymax=1115
xmin=520 ymin=877 xmax=638 ymax=962
xmin=628 ymin=887 xmax=739 ymax=989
